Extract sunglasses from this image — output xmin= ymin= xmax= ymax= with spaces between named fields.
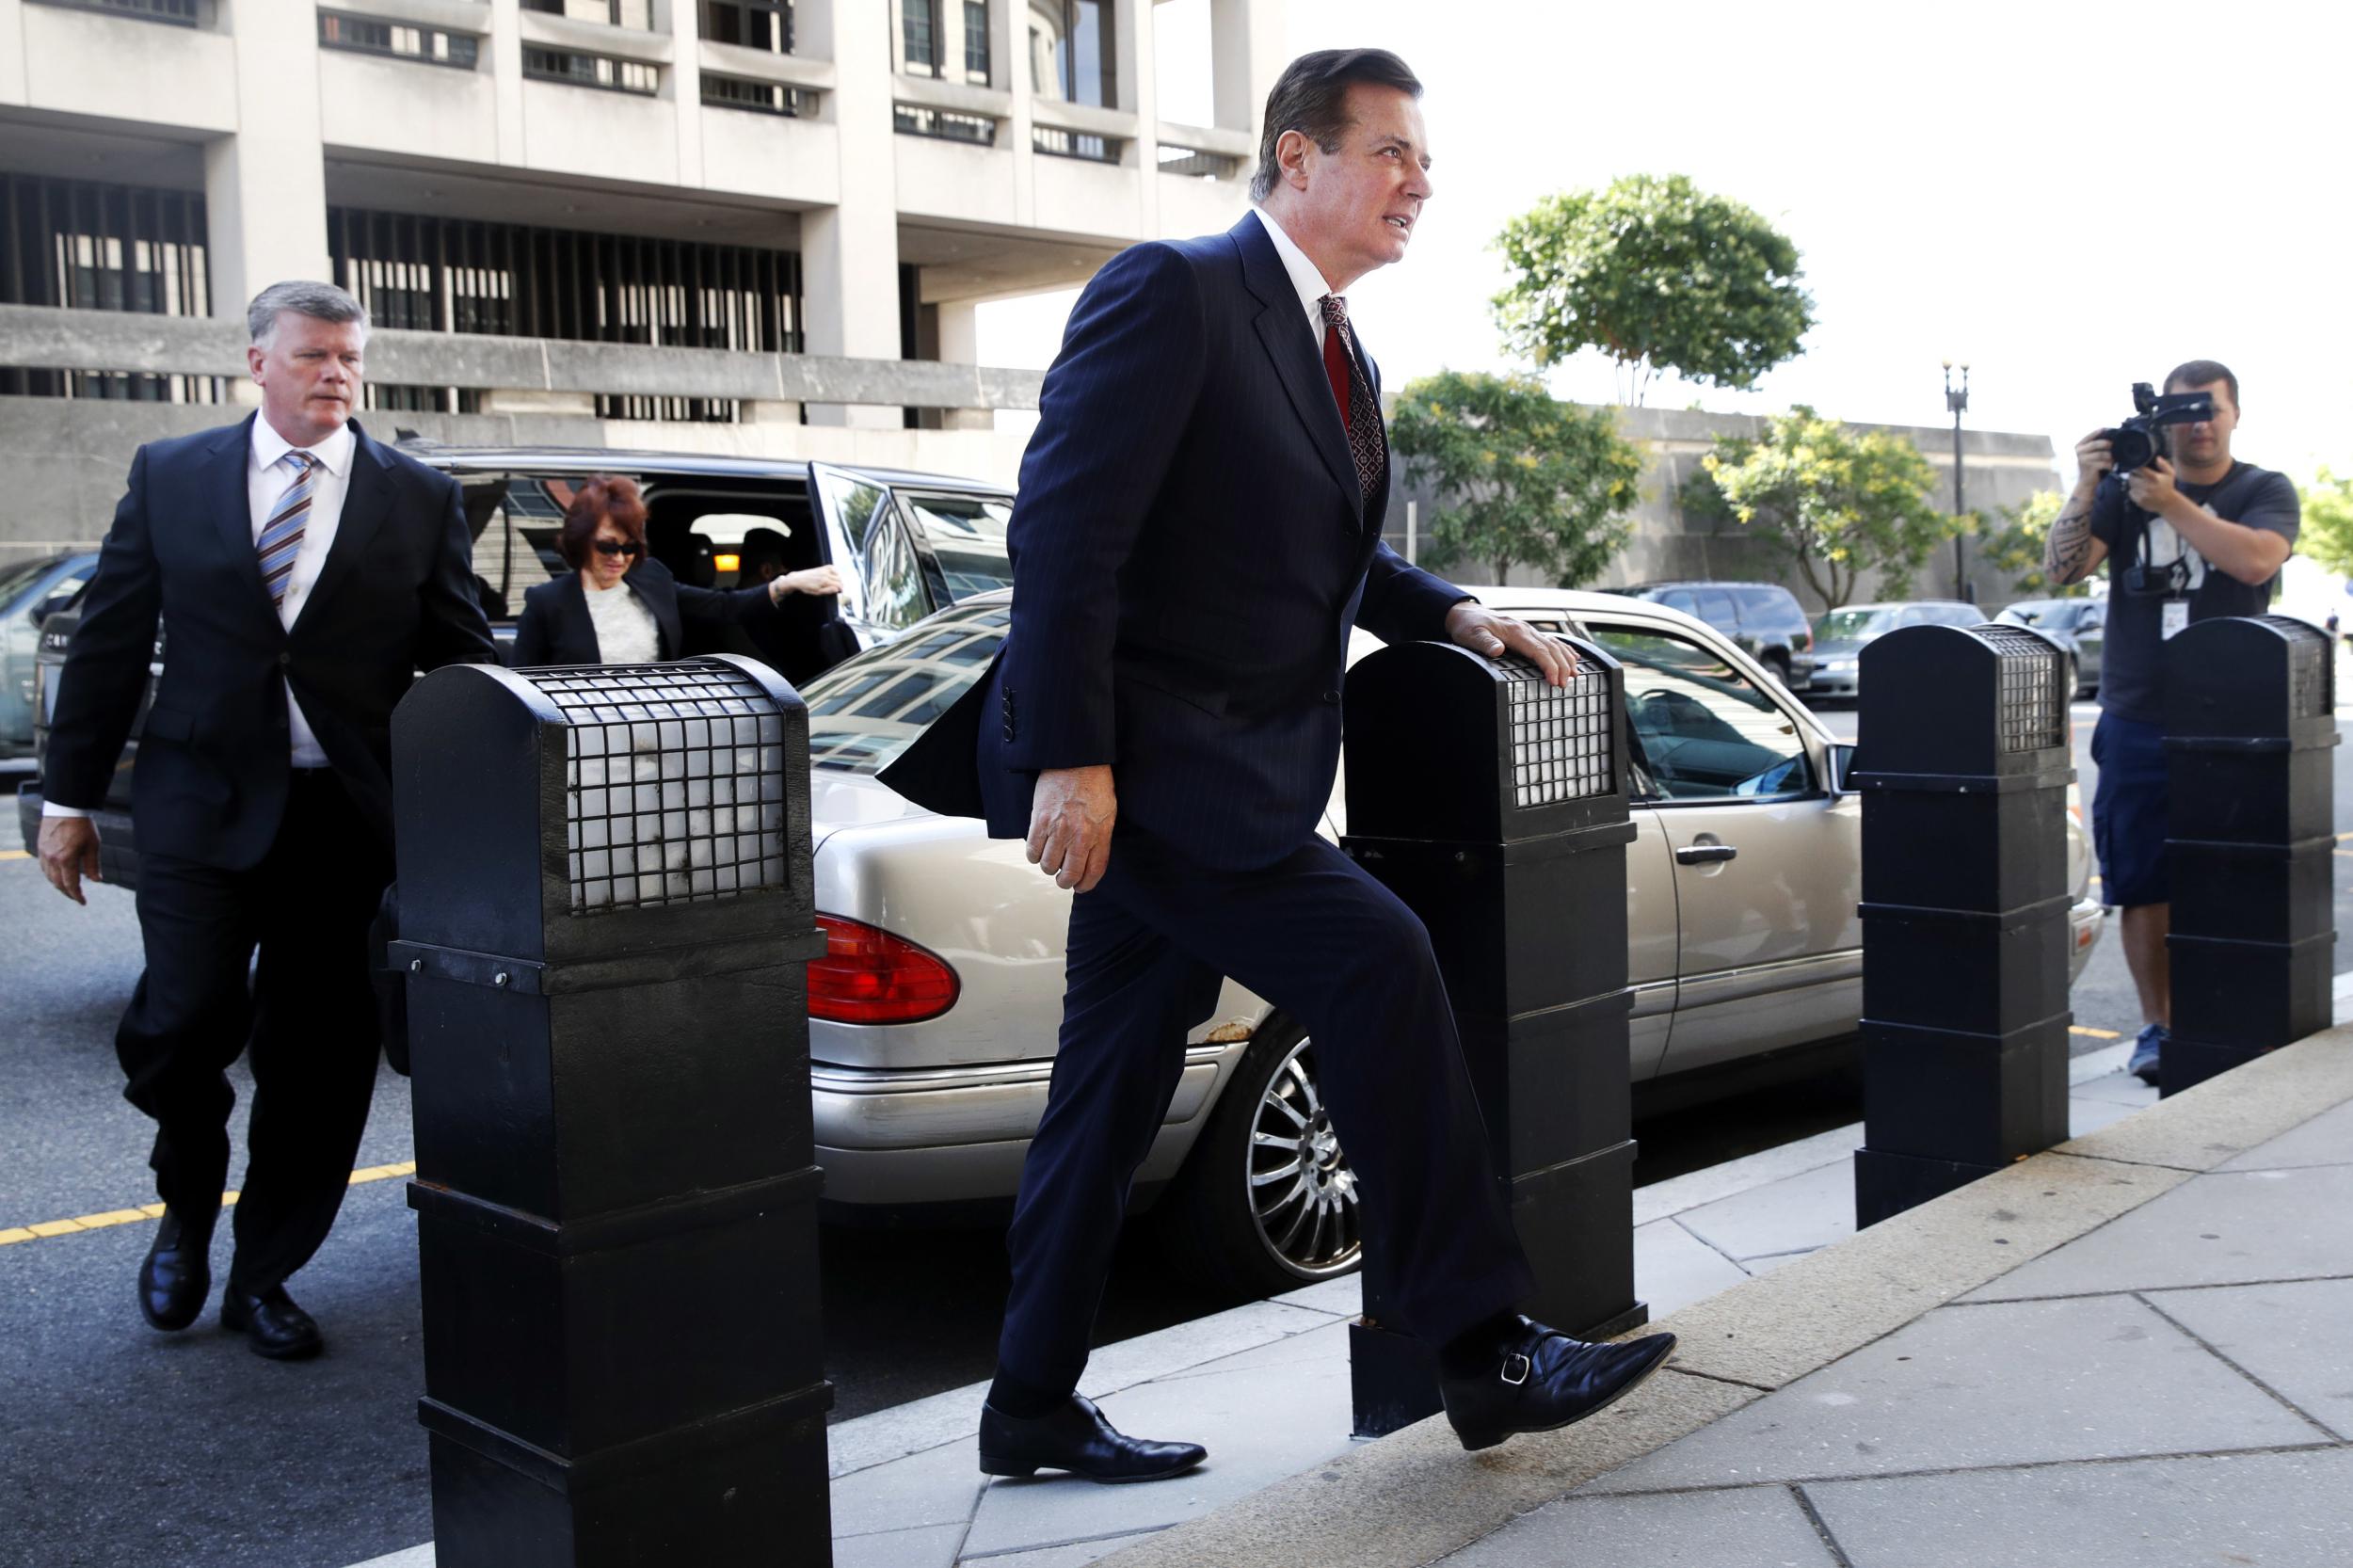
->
xmin=592 ymin=539 xmax=645 ymax=558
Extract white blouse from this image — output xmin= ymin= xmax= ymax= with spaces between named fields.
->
xmin=583 ymin=575 xmax=661 ymax=664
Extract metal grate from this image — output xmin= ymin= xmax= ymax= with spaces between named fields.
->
xmin=532 ymin=661 xmax=791 ymax=914
xmin=1498 ymin=656 xmax=1614 ymax=807
xmin=1973 ymin=624 xmax=2067 ymax=754
xmin=2261 ymin=615 xmax=2333 ymax=719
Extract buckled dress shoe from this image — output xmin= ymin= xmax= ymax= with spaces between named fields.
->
xmin=137 ymin=1210 xmax=213 ymax=1332
xmin=221 ymin=1284 xmax=324 ymax=1360
xmin=979 ymin=1394 xmax=1206 ymax=1483
xmin=1437 ymin=1316 xmax=1677 ymax=1452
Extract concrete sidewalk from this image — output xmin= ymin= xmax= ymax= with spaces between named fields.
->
xmin=351 ymin=1033 xmax=2225 ymax=1568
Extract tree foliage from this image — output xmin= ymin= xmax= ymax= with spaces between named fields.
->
xmin=1492 ymin=173 xmax=1815 ymax=406
xmin=1388 ymin=370 xmax=1644 ymax=588
xmin=2297 ymin=469 xmax=2353 ymax=579
xmin=1688 ymin=407 xmax=1957 ymax=610
xmin=1976 ymin=489 xmax=2089 ymax=599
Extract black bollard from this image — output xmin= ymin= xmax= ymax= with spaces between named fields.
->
xmin=1339 ymin=637 xmax=1643 ymax=1438
xmin=390 ymin=657 xmax=833 ymax=1568
xmin=2163 ymin=615 xmax=2339 ymax=1094
xmin=1851 ymin=624 xmax=2076 ymax=1227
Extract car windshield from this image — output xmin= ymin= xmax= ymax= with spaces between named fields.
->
xmin=1813 ymin=608 xmax=1893 ymax=642
xmin=1999 ymin=600 xmax=2067 ymax=626
xmin=801 ymin=600 xmax=1010 ymax=774
xmin=0 ymin=556 xmax=54 ymax=606
xmin=898 ymin=492 xmax=1015 ymax=601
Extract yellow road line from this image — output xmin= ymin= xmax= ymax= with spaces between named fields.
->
xmin=0 ymin=1163 xmax=415 ymax=1249
xmin=2069 ymin=1025 xmax=2123 ymax=1040
xmin=0 ymin=849 xmax=28 ymax=862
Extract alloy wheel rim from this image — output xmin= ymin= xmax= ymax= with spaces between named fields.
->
xmin=1244 ymin=1035 xmax=1361 ymax=1279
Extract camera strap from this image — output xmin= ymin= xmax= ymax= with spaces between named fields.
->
xmin=2133 ymin=460 xmax=2245 ymax=592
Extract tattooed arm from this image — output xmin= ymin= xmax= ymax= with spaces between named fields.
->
xmin=2045 ymin=430 xmax=2115 ymax=587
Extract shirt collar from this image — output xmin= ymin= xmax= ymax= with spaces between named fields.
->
xmin=250 ymin=414 xmax=354 ymax=478
xmin=1252 ymin=206 xmax=1340 ymax=323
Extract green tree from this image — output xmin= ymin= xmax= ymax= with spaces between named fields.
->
xmin=1492 ymin=173 xmax=1815 ymax=406
xmin=1389 ymin=370 xmax=1644 ymax=587
xmin=2297 ymin=468 xmax=2353 ymax=578
xmin=1689 ymin=407 xmax=1957 ymax=610
xmin=1977 ymin=489 xmax=2089 ymax=599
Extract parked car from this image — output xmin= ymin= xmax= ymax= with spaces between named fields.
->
xmin=14 ymin=446 xmax=1014 ymax=876
xmin=1804 ymin=600 xmax=1982 ymax=701
xmin=790 ymin=587 xmax=2105 ymax=1294
xmin=1605 ymin=581 xmax=1816 ymax=689
xmin=1995 ymin=598 xmax=2105 ymax=698
xmin=1 ymin=551 xmax=99 ymax=760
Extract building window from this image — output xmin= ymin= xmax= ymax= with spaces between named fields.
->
xmin=520 ymin=0 xmax=653 ymax=29
xmin=329 ymin=207 xmax=804 ymax=423
xmin=893 ymin=104 xmax=997 ymax=146
xmin=22 ymin=0 xmax=199 ymax=26
xmin=522 ymin=46 xmax=659 ymax=94
xmin=702 ymin=0 xmax=792 ymax=56
xmin=318 ymin=12 xmax=480 ymax=68
xmin=703 ymin=72 xmax=816 ymax=116
xmin=1157 ymin=143 xmax=1240 ymax=181
xmin=1029 ymin=0 xmax=1112 ymax=108
xmin=0 ymin=174 xmax=220 ymax=404
xmin=901 ymin=0 xmax=939 ymax=74
xmin=1032 ymin=125 xmax=1116 ymax=164
xmin=962 ymin=0 xmax=988 ymax=84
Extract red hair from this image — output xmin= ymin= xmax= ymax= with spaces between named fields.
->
xmin=558 ymin=474 xmax=648 ymax=569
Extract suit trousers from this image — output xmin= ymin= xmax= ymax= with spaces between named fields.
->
xmin=996 ymin=828 xmax=1536 ymax=1393
xmin=116 ymin=768 xmax=392 ymax=1293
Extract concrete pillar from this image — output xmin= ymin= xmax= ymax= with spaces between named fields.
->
xmin=1121 ymin=0 xmax=1159 ymax=236
xmin=1004 ymin=0 xmax=1037 ymax=226
xmin=934 ymin=298 xmax=989 ymax=431
xmin=488 ymin=0 xmax=526 ymax=164
xmin=670 ymin=0 xmax=706 ymax=186
xmin=1209 ymin=0 xmax=1284 ymax=135
xmin=204 ymin=0 xmax=333 ymax=318
xmin=797 ymin=0 xmax=903 ymax=429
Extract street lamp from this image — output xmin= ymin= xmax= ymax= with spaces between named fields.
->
xmin=1944 ymin=360 xmax=1972 ymax=603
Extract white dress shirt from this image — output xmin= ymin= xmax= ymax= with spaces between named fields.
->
xmin=582 ymin=573 xmax=661 ymax=664
xmin=1253 ymin=206 xmax=1342 ymax=352
xmin=44 ymin=416 xmax=353 ymax=822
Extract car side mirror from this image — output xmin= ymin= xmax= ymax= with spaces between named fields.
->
xmin=1826 ymin=742 xmax=1858 ymax=797
xmin=32 ymin=592 xmax=74 ymax=624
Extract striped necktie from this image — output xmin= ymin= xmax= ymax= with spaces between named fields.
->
xmin=1319 ymin=295 xmax=1385 ymax=504
xmin=258 ymin=450 xmax=318 ymax=609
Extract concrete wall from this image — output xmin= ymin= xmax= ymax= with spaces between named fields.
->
xmin=1381 ymin=405 xmax=2062 ymax=612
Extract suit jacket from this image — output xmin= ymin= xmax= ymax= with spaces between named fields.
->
xmin=510 ymin=557 xmax=779 ymax=667
xmin=43 ymin=415 xmax=497 ymax=870
xmin=881 ymin=213 xmax=1469 ymax=871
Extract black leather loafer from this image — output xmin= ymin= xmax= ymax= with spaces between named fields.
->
xmin=221 ymin=1284 xmax=324 ymax=1361
xmin=979 ymin=1394 xmax=1207 ymax=1483
xmin=1438 ymin=1316 xmax=1677 ymax=1452
xmin=137 ymin=1210 xmax=213 ymax=1333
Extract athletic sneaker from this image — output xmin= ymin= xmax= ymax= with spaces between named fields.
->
xmin=2129 ymin=1022 xmax=2167 ymax=1087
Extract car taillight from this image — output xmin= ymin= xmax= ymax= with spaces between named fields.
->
xmin=808 ymin=914 xmax=960 ymax=1024
xmin=1798 ymin=627 xmax=1814 ymax=653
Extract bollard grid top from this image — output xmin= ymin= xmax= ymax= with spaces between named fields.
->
xmin=1500 ymin=659 xmax=1615 ymax=807
xmin=1853 ymin=623 xmax=2073 ymax=785
xmin=532 ymin=661 xmax=792 ymax=915
xmin=1970 ymin=624 xmax=2070 ymax=754
xmin=2260 ymin=615 xmax=2333 ymax=720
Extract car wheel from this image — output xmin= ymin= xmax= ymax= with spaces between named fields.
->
xmin=2063 ymin=654 xmax=2081 ymax=700
xmin=1764 ymin=652 xmax=1791 ymax=688
xmin=1158 ymin=1016 xmax=1362 ymax=1297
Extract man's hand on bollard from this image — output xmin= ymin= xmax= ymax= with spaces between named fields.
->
xmin=1445 ymin=602 xmax=1578 ymax=686
xmin=37 ymin=816 xmax=103 ymax=906
xmin=1028 ymin=764 xmax=1116 ymax=893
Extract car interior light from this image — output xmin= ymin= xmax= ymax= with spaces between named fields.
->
xmin=713 ymin=552 xmax=742 ymax=574
xmin=808 ymin=913 xmax=961 ymax=1024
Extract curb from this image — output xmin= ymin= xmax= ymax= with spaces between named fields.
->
xmin=1092 ymin=1025 xmax=2353 ymax=1568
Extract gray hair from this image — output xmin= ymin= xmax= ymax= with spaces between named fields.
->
xmin=248 ymin=280 xmax=370 ymax=348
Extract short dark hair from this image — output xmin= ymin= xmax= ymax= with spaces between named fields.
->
xmin=1251 ymin=49 xmax=1423 ymax=203
xmin=2165 ymin=359 xmax=2239 ymax=412
xmin=558 ymin=474 xmax=648 ymax=570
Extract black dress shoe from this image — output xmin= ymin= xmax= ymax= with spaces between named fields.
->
xmin=1437 ymin=1316 xmax=1677 ymax=1452
xmin=137 ymin=1210 xmax=213 ymax=1333
xmin=979 ymin=1394 xmax=1207 ymax=1483
xmin=221 ymin=1284 xmax=324 ymax=1360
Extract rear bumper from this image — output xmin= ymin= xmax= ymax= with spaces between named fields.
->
xmin=1806 ymin=670 xmax=1858 ymax=697
xmin=809 ymin=1041 xmax=1248 ymax=1207
xmin=2067 ymin=895 xmax=2105 ymax=981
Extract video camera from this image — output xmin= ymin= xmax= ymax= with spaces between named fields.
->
xmin=2101 ymin=382 xmax=2214 ymax=473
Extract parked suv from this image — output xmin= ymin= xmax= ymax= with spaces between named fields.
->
xmin=2 ymin=550 xmax=99 ymax=759
xmin=14 ymin=444 xmax=1015 ymax=883
xmin=1607 ymin=582 xmax=1815 ymax=688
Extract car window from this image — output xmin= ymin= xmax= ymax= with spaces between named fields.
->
xmin=1658 ymin=589 xmax=1697 ymax=616
xmin=896 ymin=491 xmax=1015 ymax=602
xmin=0 ymin=557 xmax=54 ymax=606
xmin=1590 ymin=625 xmax=1813 ymax=802
xmin=1814 ymin=607 xmax=1891 ymax=641
xmin=1693 ymin=589 xmax=1738 ymax=628
xmin=802 ymin=600 xmax=1011 ymax=774
xmin=857 ymin=509 xmax=931 ymax=634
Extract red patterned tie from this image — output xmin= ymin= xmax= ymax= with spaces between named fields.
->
xmin=1320 ymin=295 xmax=1385 ymax=504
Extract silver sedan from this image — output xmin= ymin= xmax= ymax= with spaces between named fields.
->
xmin=795 ymin=588 xmax=2106 ymax=1294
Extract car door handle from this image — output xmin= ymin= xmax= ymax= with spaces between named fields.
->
xmin=1675 ymin=843 xmax=1738 ymax=865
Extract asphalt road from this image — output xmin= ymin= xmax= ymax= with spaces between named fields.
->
xmin=3 ymin=700 xmax=2348 ymax=1568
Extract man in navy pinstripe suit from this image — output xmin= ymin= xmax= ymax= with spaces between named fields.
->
xmin=882 ymin=49 xmax=1676 ymax=1480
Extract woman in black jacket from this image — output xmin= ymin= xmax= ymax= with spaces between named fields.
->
xmin=510 ymin=474 xmax=840 ymax=666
